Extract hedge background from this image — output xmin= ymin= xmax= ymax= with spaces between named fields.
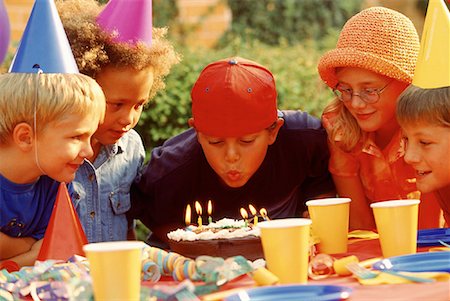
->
xmin=136 ymin=0 xmax=362 ymax=153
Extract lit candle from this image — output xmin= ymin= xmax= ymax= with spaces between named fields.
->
xmin=249 ymin=204 xmax=258 ymax=226
xmin=207 ymin=200 xmax=213 ymax=224
xmin=185 ymin=204 xmax=191 ymax=226
xmin=195 ymin=201 xmax=202 ymax=228
xmin=260 ymin=208 xmax=270 ymax=221
xmin=240 ymin=208 xmax=249 ymax=227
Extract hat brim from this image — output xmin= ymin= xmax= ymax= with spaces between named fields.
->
xmin=318 ymin=48 xmax=413 ymax=88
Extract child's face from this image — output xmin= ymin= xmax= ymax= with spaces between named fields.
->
xmin=196 ymin=121 xmax=281 ymax=188
xmin=402 ymin=123 xmax=450 ymax=193
xmin=36 ymin=112 xmax=100 ymax=182
xmin=335 ymin=67 xmax=407 ymax=134
xmin=94 ymin=66 xmax=154 ymax=145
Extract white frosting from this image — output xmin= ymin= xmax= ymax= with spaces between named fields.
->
xmin=167 ymin=218 xmax=260 ymax=242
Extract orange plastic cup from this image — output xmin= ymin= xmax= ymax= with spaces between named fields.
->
xmin=306 ymin=198 xmax=351 ymax=254
xmin=371 ymin=199 xmax=420 ymax=258
xmin=83 ymin=241 xmax=145 ymax=301
xmin=258 ymin=218 xmax=312 ymax=284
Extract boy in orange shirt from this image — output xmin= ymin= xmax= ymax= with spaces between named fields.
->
xmin=397 ymin=0 xmax=450 ymax=225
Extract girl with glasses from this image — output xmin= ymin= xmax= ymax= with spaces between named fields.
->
xmin=318 ymin=7 xmax=441 ymax=230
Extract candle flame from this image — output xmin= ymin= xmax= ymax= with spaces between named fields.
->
xmin=207 ymin=200 xmax=212 ymax=215
xmin=260 ymin=208 xmax=268 ymax=218
xmin=240 ymin=208 xmax=248 ymax=219
xmin=185 ymin=204 xmax=191 ymax=226
xmin=248 ymin=204 xmax=257 ymax=215
xmin=195 ymin=201 xmax=202 ymax=215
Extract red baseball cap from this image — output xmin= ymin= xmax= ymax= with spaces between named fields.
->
xmin=191 ymin=57 xmax=278 ymax=137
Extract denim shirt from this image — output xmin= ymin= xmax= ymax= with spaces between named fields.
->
xmin=72 ymin=130 xmax=145 ymax=242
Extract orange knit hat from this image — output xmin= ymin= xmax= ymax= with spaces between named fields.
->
xmin=318 ymin=7 xmax=420 ymax=88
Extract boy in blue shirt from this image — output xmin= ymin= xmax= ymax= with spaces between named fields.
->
xmin=0 ymin=0 xmax=106 ymax=267
xmin=0 ymin=72 xmax=105 ymax=267
xmin=131 ymin=57 xmax=335 ymax=246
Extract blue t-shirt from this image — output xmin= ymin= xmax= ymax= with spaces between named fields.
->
xmin=131 ymin=110 xmax=335 ymax=242
xmin=0 ymin=175 xmax=74 ymax=240
xmin=72 ymin=129 xmax=145 ymax=243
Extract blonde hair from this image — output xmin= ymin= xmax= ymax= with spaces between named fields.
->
xmin=323 ymin=98 xmax=363 ymax=151
xmin=0 ymin=73 xmax=106 ymax=144
xmin=319 ymin=7 xmax=420 ymax=151
xmin=397 ymin=85 xmax=450 ymax=128
xmin=56 ymin=0 xmax=180 ymax=100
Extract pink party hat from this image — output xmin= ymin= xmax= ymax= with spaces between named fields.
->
xmin=97 ymin=0 xmax=152 ymax=45
xmin=37 ymin=183 xmax=88 ymax=262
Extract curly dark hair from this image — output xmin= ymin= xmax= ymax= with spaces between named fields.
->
xmin=56 ymin=0 xmax=181 ymax=99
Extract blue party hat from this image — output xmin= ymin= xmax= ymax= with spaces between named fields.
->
xmin=9 ymin=0 xmax=78 ymax=73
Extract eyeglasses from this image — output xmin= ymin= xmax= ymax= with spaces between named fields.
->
xmin=333 ymin=81 xmax=392 ymax=104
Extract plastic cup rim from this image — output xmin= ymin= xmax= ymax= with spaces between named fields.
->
xmin=257 ymin=218 xmax=312 ymax=229
xmin=306 ymin=197 xmax=351 ymax=207
xmin=83 ymin=241 xmax=145 ymax=252
xmin=370 ymin=199 xmax=421 ymax=208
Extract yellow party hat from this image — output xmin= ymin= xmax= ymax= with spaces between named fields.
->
xmin=413 ymin=0 xmax=450 ymax=88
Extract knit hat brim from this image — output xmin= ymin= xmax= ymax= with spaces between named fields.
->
xmin=318 ymin=47 xmax=413 ymax=89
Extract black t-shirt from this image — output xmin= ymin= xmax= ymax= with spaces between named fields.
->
xmin=131 ymin=110 xmax=335 ymax=237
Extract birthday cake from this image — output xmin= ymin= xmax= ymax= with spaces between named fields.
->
xmin=167 ymin=218 xmax=264 ymax=260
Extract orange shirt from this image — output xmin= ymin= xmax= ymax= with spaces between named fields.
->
xmin=323 ymin=113 xmax=441 ymax=229
xmin=435 ymin=186 xmax=450 ymax=226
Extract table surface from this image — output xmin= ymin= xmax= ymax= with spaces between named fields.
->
xmin=147 ymin=238 xmax=450 ymax=301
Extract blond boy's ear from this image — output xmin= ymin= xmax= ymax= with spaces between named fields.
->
xmin=268 ymin=117 xmax=284 ymax=145
xmin=13 ymin=122 xmax=34 ymax=151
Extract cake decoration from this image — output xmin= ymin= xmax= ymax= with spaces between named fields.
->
xmin=167 ymin=202 xmax=269 ymax=260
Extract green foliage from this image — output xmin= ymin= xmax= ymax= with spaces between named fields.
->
xmin=153 ymin=0 xmax=179 ymax=28
xmin=136 ymin=35 xmax=338 ymax=152
xmin=221 ymin=0 xmax=361 ymax=46
xmin=136 ymin=0 xmax=362 ymax=152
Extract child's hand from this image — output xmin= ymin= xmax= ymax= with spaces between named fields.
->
xmin=3 ymin=238 xmax=43 ymax=268
xmin=0 ymin=232 xmax=36 ymax=260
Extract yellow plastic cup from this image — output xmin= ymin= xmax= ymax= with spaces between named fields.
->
xmin=258 ymin=218 xmax=312 ymax=284
xmin=83 ymin=241 xmax=145 ymax=301
xmin=306 ymin=198 xmax=351 ymax=254
xmin=370 ymin=199 xmax=420 ymax=258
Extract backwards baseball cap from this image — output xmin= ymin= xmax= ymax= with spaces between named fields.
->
xmin=191 ymin=57 xmax=278 ymax=137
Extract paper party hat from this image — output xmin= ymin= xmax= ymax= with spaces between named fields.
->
xmin=97 ymin=0 xmax=153 ymax=45
xmin=37 ymin=183 xmax=88 ymax=262
xmin=0 ymin=0 xmax=10 ymax=64
xmin=9 ymin=0 xmax=78 ymax=73
xmin=413 ymin=0 xmax=450 ymax=88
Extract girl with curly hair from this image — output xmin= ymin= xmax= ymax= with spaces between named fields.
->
xmin=57 ymin=0 xmax=180 ymax=242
